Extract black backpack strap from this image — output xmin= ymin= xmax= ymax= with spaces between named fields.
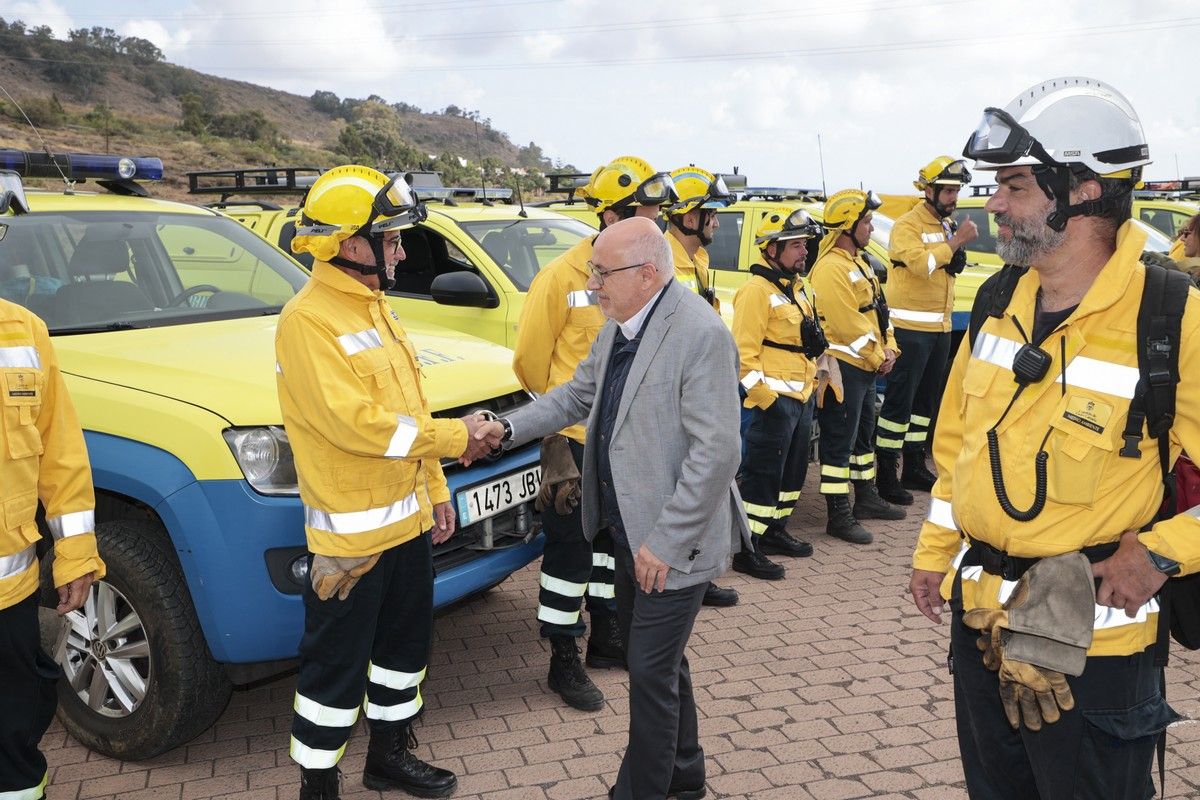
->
xmin=967 ymin=264 xmax=1029 ymax=351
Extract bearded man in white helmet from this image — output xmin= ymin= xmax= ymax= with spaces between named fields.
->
xmin=909 ymin=77 xmax=1200 ymax=798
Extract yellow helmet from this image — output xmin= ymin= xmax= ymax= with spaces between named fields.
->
xmin=754 ymin=206 xmax=822 ymax=250
xmin=821 ymin=188 xmax=882 ymax=233
xmin=914 ymin=156 xmax=972 ymax=191
xmin=575 ymin=156 xmax=677 ymax=214
xmin=291 ymin=164 xmax=425 ymax=263
xmin=666 ymin=166 xmax=735 ymax=216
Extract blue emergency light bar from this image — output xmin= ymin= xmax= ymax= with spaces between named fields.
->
xmin=0 ymin=150 xmax=163 ymax=182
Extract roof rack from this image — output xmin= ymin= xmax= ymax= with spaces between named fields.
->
xmin=186 ymin=167 xmax=323 ymax=201
xmin=546 ymin=172 xmax=592 ymax=203
xmin=971 ymin=185 xmax=997 ymax=197
xmin=739 ymin=186 xmax=826 ymax=202
xmin=1 ymin=149 xmax=163 ymax=197
xmin=1134 ymin=178 xmax=1200 ymax=201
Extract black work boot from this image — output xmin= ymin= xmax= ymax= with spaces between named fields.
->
xmin=732 ymin=538 xmax=786 ymax=580
xmin=824 ymin=495 xmax=873 ymax=545
xmin=299 ymin=767 xmax=340 ymax=800
xmin=875 ymin=450 xmax=914 ymax=506
xmin=548 ymin=635 xmax=605 ymax=711
xmin=702 ymin=582 xmax=739 ymax=607
xmin=586 ymin=612 xmax=627 ymax=670
xmin=901 ymin=450 xmax=938 ymax=492
xmin=852 ymin=480 xmax=906 ymax=521
xmin=363 ymin=724 xmax=457 ymax=798
xmin=759 ymin=526 xmax=814 ymax=557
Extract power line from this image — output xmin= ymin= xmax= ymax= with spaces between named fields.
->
xmin=1 ymin=0 xmax=562 ymax=22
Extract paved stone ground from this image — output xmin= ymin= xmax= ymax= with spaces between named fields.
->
xmin=41 ymin=477 xmax=1200 ymax=799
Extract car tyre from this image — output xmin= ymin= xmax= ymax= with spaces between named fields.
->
xmin=42 ymin=519 xmax=233 ymax=760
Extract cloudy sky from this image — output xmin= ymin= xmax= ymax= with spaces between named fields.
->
xmin=3 ymin=0 xmax=1198 ymax=193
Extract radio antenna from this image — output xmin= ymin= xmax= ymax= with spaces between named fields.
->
xmin=0 ymin=80 xmax=72 ymax=188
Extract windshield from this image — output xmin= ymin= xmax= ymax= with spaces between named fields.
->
xmin=458 ymin=217 xmax=594 ymax=291
xmin=870 ymin=213 xmax=893 ymax=250
xmin=0 ymin=211 xmax=308 ymax=332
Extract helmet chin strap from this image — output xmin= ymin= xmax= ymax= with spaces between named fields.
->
xmin=329 ymin=233 xmax=393 ymax=289
xmin=1032 ymin=165 xmax=1116 ymax=233
xmin=671 ymin=209 xmax=715 ymax=245
xmin=928 ymin=188 xmax=955 ymax=218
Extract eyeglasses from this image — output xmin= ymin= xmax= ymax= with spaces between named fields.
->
xmin=1181 ymin=229 xmax=1194 ymax=238
xmin=587 ymin=260 xmax=648 ymax=285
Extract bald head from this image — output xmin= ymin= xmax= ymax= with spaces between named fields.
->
xmin=588 ymin=217 xmax=674 ymax=322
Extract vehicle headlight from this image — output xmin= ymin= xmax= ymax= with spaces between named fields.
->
xmin=222 ymin=426 xmax=299 ymax=495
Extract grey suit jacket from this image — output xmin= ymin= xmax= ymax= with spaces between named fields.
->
xmin=507 ymin=279 xmax=753 ymax=590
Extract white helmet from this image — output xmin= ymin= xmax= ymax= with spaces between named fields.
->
xmin=964 ymin=77 xmax=1150 ymax=176
xmin=963 ymin=77 xmax=1150 ymax=230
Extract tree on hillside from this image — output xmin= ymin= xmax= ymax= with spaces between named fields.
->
xmin=310 ymin=90 xmax=341 ymax=116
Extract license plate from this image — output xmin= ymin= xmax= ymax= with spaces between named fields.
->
xmin=456 ymin=466 xmax=542 ymax=526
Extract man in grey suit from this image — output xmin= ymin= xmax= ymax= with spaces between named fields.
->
xmin=473 ymin=216 xmax=751 ymax=799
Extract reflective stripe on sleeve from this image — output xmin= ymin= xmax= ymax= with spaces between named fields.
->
xmin=338 ymin=329 xmax=384 ymax=356
xmin=927 ymin=252 xmax=938 ymax=276
xmin=889 ymin=308 xmax=945 ymax=324
xmin=293 ymin=693 xmax=360 ymax=728
xmin=367 ymin=663 xmax=426 ymax=691
xmin=0 ymin=545 xmax=35 ymax=580
xmin=567 ymin=290 xmax=598 ymax=308
xmin=0 ymin=346 xmax=40 ymax=369
xmin=926 ymin=498 xmax=957 ymax=530
xmin=365 ymin=692 xmax=423 ymax=722
xmin=828 ymin=332 xmax=874 ymax=359
xmin=46 ymin=510 xmax=94 ymax=540
xmin=305 ymin=494 xmax=420 ymax=535
xmin=540 ymin=572 xmax=587 ymax=598
xmin=385 ymin=415 xmax=420 ymax=458
xmin=289 ymin=737 xmax=345 ymax=769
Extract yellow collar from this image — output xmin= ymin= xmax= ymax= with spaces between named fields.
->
xmin=312 ymin=259 xmax=383 ymax=302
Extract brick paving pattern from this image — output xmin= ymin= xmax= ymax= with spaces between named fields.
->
xmin=41 ymin=477 xmax=1200 ymax=799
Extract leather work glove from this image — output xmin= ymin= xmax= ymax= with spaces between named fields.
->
xmin=743 ymin=381 xmax=777 ymax=410
xmin=310 ymin=553 xmax=381 ymax=601
xmin=815 ymin=353 xmax=843 ymax=408
xmin=536 ymin=434 xmax=581 ymax=516
xmin=998 ymin=657 xmax=1075 ymax=732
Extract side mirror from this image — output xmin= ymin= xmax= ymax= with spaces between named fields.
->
xmin=430 ymin=270 xmax=497 ymax=308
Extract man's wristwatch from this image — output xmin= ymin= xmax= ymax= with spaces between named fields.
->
xmin=499 ymin=417 xmax=513 ymax=443
xmin=1147 ymin=549 xmax=1182 ymax=577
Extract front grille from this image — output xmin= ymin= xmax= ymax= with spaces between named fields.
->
xmin=432 ymin=501 xmax=538 ymax=572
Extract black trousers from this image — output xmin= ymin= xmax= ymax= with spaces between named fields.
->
xmin=951 ymin=610 xmax=1176 ymax=799
xmin=740 ymin=394 xmax=815 ymax=537
xmin=817 ymin=362 xmax=878 ymax=494
xmin=0 ymin=592 xmax=57 ymax=799
xmin=289 ymin=533 xmax=435 ymax=770
xmin=877 ymin=328 xmax=951 ymax=456
xmin=612 ymin=544 xmax=706 ymax=800
xmin=537 ymin=439 xmax=617 ymax=638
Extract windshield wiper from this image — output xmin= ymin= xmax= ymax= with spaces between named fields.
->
xmin=51 ymin=321 xmax=145 ymax=335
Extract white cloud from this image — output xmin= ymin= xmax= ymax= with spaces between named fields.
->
xmin=0 ymin=0 xmax=73 ymax=36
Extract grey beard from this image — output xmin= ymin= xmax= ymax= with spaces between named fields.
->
xmin=994 ymin=213 xmax=1066 ymax=265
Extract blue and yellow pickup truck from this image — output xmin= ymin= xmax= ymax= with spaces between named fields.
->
xmin=0 ymin=152 xmax=544 ymax=760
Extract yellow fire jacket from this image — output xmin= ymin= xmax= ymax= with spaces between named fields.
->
xmin=668 ymin=231 xmax=720 ymax=313
xmin=733 ymin=266 xmax=817 ymax=408
xmin=276 ymin=261 xmax=468 ymax=558
xmin=913 ymin=222 xmax=1200 ymax=656
xmin=809 ymin=245 xmax=898 ymax=373
xmin=886 ymin=202 xmax=956 ymax=333
xmin=0 ymin=300 xmax=103 ymax=611
xmin=512 ymin=237 xmax=602 ymax=444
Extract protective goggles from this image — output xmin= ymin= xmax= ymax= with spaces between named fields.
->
xmin=929 ymin=159 xmax=972 ymax=185
xmin=756 ymin=208 xmax=822 ymax=245
xmin=963 ymin=107 xmax=1058 ymax=169
xmin=367 ymin=174 xmax=427 ymax=233
xmin=605 ymin=171 xmax=679 ymax=209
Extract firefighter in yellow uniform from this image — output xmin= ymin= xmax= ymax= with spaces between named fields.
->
xmin=732 ymin=207 xmax=824 ymax=581
xmin=0 ymin=297 xmax=102 ymax=800
xmin=876 ymin=157 xmax=978 ymax=505
xmin=809 ymin=189 xmax=905 ymax=545
xmin=512 ymin=155 xmax=696 ymax=713
xmin=278 ymin=165 xmax=494 ymax=800
xmin=910 ymin=77 xmax=1200 ymax=798
xmin=664 ymin=166 xmax=734 ymax=311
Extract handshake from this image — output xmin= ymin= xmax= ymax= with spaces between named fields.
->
xmin=459 ymin=412 xmax=509 ymax=466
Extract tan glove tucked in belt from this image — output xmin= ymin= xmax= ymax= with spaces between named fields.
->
xmin=815 ymin=353 xmax=843 ymax=408
xmin=537 ymin=433 xmax=581 ymax=516
xmin=311 ymin=553 xmax=381 ymax=601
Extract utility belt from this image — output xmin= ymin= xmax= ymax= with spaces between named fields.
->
xmin=963 ymin=537 xmax=1119 ymax=581
xmin=950 ymin=537 xmax=1118 ymax=612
